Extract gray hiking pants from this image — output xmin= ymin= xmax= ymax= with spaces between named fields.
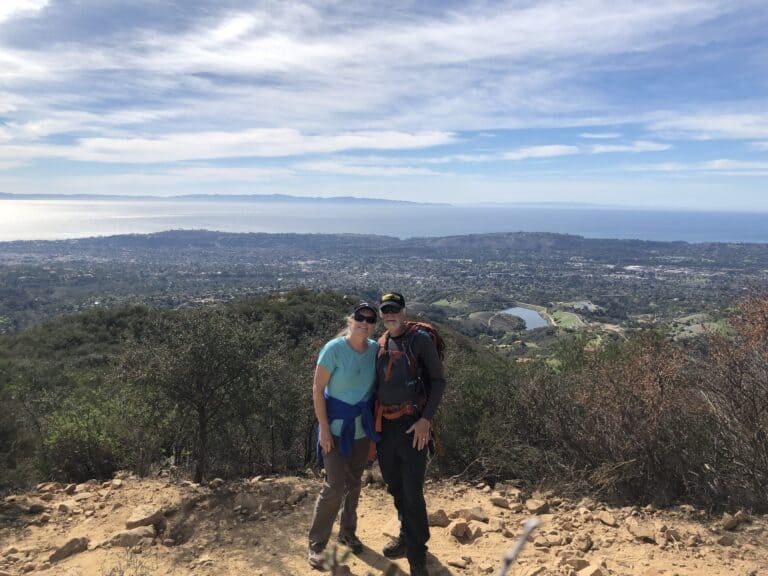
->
xmin=308 ymin=436 xmax=370 ymax=551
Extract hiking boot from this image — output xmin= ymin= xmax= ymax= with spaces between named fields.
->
xmin=382 ymin=535 xmax=407 ymax=559
xmin=308 ymin=547 xmax=327 ymax=571
xmin=338 ymin=532 xmax=364 ymax=554
xmin=409 ymin=561 xmax=429 ymax=576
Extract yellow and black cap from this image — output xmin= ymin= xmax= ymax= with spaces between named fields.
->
xmin=379 ymin=292 xmax=405 ymax=312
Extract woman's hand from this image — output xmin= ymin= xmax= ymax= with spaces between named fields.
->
xmin=407 ymin=418 xmax=431 ymax=451
xmin=319 ymin=424 xmax=334 ymax=455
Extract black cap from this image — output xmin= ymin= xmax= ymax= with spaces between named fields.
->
xmin=379 ymin=292 xmax=405 ymax=311
xmin=353 ymin=301 xmax=377 ymax=315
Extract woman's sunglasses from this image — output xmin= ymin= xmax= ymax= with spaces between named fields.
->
xmin=353 ymin=313 xmax=377 ymax=324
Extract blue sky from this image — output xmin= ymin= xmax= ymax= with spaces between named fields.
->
xmin=0 ymin=0 xmax=767 ymax=210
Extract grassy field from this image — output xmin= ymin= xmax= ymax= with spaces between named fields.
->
xmin=551 ymin=310 xmax=584 ymax=329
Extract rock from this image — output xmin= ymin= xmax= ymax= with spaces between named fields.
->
xmin=428 ymin=509 xmax=451 ymax=527
xmin=468 ymin=521 xmax=484 ymax=539
xmin=734 ymin=510 xmax=750 ymax=524
xmin=448 ymin=558 xmax=470 ymax=569
xmin=64 ymin=484 xmax=77 ymax=495
xmin=260 ymin=499 xmax=283 ymax=513
xmin=36 ymin=482 xmax=60 ymax=493
xmin=48 ymin=537 xmax=89 ymax=563
xmin=287 ymin=488 xmax=308 ymax=505
xmin=452 ymin=506 xmax=489 ymax=523
xmin=665 ymin=528 xmax=682 ymax=542
xmin=723 ymin=513 xmax=740 ymax=531
xmin=450 ymin=521 xmax=471 ymax=540
xmin=111 ymin=479 xmax=123 ymax=489
xmin=560 ymin=557 xmax=590 ymax=571
xmin=626 ymin=519 xmax=657 ymax=543
xmin=208 ymin=478 xmax=225 ymax=489
xmin=717 ymin=534 xmax=736 ymax=546
xmin=57 ymin=500 xmax=81 ymax=515
xmin=521 ymin=567 xmax=547 ymax=576
xmin=572 ymin=533 xmax=593 ymax=552
xmin=533 ymin=536 xmax=552 ymax=548
xmin=126 ymin=505 xmax=165 ymax=529
xmin=596 ymin=511 xmax=618 ymax=527
xmin=27 ymin=503 xmax=47 ymax=514
xmin=577 ymin=566 xmax=607 ymax=576
xmin=111 ymin=526 xmax=156 ymax=548
xmin=491 ymin=496 xmax=510 ymax=509
xmin=20 ymin=563 xmax=36 ymax=573
xmin=73 ymin=492 xmax=95 ymax=502
xmin=488 ymin=517 xmax=505 ymax=532
xmin=525 ymin=499 xmax=549 ymax=514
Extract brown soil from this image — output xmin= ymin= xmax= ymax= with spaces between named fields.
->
xmin=0 ymin=472 xmax=764 ymax=576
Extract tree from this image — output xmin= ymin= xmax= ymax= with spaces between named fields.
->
xmin=118 ymin=307 xmax=263 ymax=483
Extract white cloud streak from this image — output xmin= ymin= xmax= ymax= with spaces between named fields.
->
xmin=627 ymin=159 xmax=768 ymax=173
xmin=0 ymin=129 xmax=454 ymax=164
xmin=590 ymin=140 xmax=671 ymax=153
xmin=297 ymin=161 xmax=439 ymax=177
xmin=503 ymin=145 xmax=580 ymax=161
xmin=580 ymin=132 xmax=621 ymax=139
xmin=649 ymin=113 xmax=768 ymax=140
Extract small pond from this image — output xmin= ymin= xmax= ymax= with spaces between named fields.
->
xmin=500 ymin=307 xmax=549 ymax=330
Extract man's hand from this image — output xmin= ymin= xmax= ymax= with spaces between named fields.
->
xmin=319 ymin=425 xmax=334 ymax=455
xmin=406 ymin=418 xmax=431 ymax=451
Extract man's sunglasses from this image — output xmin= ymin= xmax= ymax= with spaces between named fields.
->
xmin=353 ymin=313 xmax=377 ymax=324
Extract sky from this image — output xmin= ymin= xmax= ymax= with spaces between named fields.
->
xmin=0 ymin=0 xmax=767 ymax=210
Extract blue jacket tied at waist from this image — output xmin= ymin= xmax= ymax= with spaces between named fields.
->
xmin=317 ymin=391 xmax=380 ymax=466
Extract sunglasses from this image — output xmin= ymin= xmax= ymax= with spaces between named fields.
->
xmin=354 ymin=313 xmax=377 ymax=324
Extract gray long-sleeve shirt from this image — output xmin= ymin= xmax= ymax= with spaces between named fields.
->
xmin=376 ymin=330 xmax=446 ymax=420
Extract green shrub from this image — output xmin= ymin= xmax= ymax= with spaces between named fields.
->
xmin=40 ymin=400 xmax=118 ymax=481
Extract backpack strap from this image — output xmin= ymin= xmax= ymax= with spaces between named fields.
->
xmin=378 ymin=326 xmax=421 ymax=383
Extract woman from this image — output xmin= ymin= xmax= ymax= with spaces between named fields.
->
xmin=308 ymin=301 xmax=379 ymax=570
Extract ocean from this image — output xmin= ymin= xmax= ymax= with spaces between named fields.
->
xmin=1 ymin=198 xmax=767 ymax=243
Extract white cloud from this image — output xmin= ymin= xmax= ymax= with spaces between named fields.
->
xmin=0 ymin=0 xmax=48 ymax=24
xmin=55 ymin=129 xmax=454 ymax=164
xmin=297 ymin=160 xmax=439 ymax=177
xmin=649 ymin=113 xmax=768 ymax=140
xmin=702 ymin=159 xmax=768 ymax=170
xmin=590 ymin=140 xmax=671 ymax=153
xmin=752 ymin=141 xmax=768 ymax=151
xmin=166 ymin=165 xmax=293 ymax=181
xmin=503 ymin=145 xmax=580 ymax=161
xmin=626 ymin=159 xmax=768 ymax=173
xmin=580 ymin=132 xmax=621 ymax=139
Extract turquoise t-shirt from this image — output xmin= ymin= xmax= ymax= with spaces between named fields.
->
xmin=317 ymin=336 xmax=377 ymax=439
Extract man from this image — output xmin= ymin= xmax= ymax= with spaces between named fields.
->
xmin=376 ymin=292 xmax=446 ymax=576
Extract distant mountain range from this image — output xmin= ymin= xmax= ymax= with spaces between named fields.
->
xmin=0 ymin=192 xmax=433 ymax=206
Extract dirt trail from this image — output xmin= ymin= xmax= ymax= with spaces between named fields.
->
xmin=0 ymin=473 xmax=764 ymax=576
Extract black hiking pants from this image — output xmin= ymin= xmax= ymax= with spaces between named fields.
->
xmin=377 ymin=414 xmax=429 ymax=566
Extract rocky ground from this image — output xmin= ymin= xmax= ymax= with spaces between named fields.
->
xmin=0 ymin=468 xmax=765 ymax=576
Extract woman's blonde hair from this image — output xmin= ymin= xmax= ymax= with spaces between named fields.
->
xmin=334 ymin=315 xmax=354 ymax=338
